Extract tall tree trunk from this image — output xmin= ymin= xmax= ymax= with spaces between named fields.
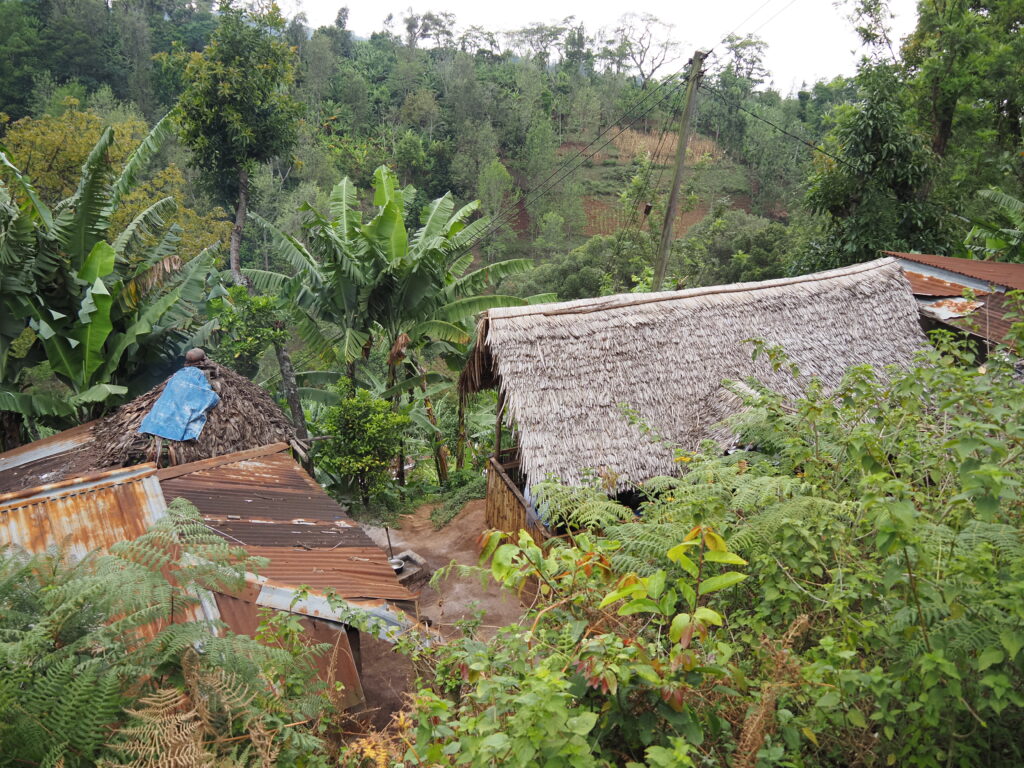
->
xmin=455 ymin=394 xmax=466 ymax=472
xmin=0 ymin=411 xmax=23 ymax=452
xmin=420 ymin=384 xmax=450 ymax=486
xmin=273 ymin=341 xmax=308 ymax=441
xmin=413 ymin=360 xmax=449 ymax=485
xmin=229 ymin=167 xmax=250 ymax=285
xmin=387 ymin=360 xmax=406 ymax=486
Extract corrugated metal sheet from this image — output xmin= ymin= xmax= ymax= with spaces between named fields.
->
xmin=213 ymin=591 xmax=365 ymax=710
xmin=905 ymin=270 xmax=978 ymax=297
xmin=249 ymin=575 xmax=421 ymax=645
xmin=0 ymin=461 xmax=217 ymax=633
xmin=202 ymin=519 xmax=368 ymax=548
xmin=159 ymin=445 xmax=416 ymax=609
xmin=0 ymin=421 xmax=97 ymax=493
xmin=919 ymin=296 xmax=984 ymax=320
xmin=160 ymin=449 xmax=369 ymax=530
xmin=887 ymin=251 xmax=1024 ymax=291
xmin=0 ymin=463 xmax=166 ymax=559
xmin=947 ymin=292 xmax=1019 ymax=347
xmin=244 ymin=545 xmax=415 ymax=602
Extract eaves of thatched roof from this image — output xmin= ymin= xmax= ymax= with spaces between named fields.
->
xmin=462 ymin=257 xmax=926 ymax=490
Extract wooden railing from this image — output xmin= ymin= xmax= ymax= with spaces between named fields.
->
xmin=485 ymin=457 xmax=548 ymax=545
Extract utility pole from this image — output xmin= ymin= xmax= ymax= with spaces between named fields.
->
xmin=652 ymin=50 xmax=709 ymax=292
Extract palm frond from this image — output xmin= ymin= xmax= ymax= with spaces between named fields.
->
xmin=250 ymin=211 xmax=323 ymax=286
xmin=111 ymin=113 xmax=174 ymax=206
xmin=112 ymin=196 xmax=177 ymax=257
xmin=433 ymin=294 xmax=528 ymax=323
xmin=0 ymin=145 xmax=55 ymax=232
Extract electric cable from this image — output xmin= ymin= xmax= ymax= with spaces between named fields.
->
xmin=723 ymin=0 xmax=782 ymax=40
xmin=747 ymin=0 xmax=803 ymax=37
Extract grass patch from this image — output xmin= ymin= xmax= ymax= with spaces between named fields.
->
xmin=430 ymin=473 xmax=487 ymax=529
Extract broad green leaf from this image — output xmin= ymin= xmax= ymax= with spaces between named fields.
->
xmin=74 ymin=279 xmax=114 ymax=385
xmin=646 ymin=570 xmax=667 ymax=599
xmin=693 ymin=607 xmax=723 ymax=626
xmin=297 ymin=387 xmax=341 ymax=406
xmin=676 ymin=579 xmax=697 ymax=609
xmin=816 ymin=690 xmax=840 ymax=709
xmin=364 ymin=200 xmax=408 ymax=264
xmin=78 ymin=240 xmax=116 ymax=284
xmin=566 ymin=712 xmax=598 ymax=736
xmin=491 ymin=544 xmax=517 ymax=581
xmin=698 ymin=572 xmax=748 ymax=596
xmin=1000 ymin=630 xmax=1024 ymax=660
xmin=669 ymin=613 xmax=693 ymax=643
xmin=847 ymin=709 xmax=868 ymax=728
xmin=666 ymin=544 xmax=698 ymax=577
xmin=478 ymin=530 xmax=504 ymax=565
xmin=978 ymin=647 xmax=1005 ymax=671
xmin=704 ymin=550 xmax=748 ymax=565
xmin=704 ymin=530 xmax=727 ymax=552
xmin=70 ymin=383 xmax=127 ymax=405
xmin=618 ymin=598 xmax=662 ymax=616
xmin=598 ymin=582 xmax=646 ymax=609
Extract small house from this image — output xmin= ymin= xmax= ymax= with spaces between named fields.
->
xmin=0 ymin=353 xmax=417 ymax=710
xmin=885 ymin=251 xmax=1024 ymax=351
xmin=460 ymin=257 xmax=927 ymax=540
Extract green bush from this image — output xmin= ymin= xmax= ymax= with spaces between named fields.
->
xmin=313 ymin=382 xmax=410 ymax=512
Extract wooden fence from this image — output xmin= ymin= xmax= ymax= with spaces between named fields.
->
xmin=485 ymin=457 xmax=548 ymax=545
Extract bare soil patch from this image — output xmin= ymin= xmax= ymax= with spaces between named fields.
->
xmin=355 ymin=499 xmax=525 ymax=728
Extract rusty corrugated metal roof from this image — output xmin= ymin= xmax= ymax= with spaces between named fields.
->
xmin=244 ymin=545 xmax=415 ymax=602
xmin=159 ymin=447 xmax=377 ymax=547
xmin=947 ymin=292 xmax=1021 ymax=347
xmin=0 ymin=463 xmax=166 ymax=559
xmin=904 ymin=270 xmax=979 ymax=297
xmin=0 ymin=421 xmax=98 ymax=494
xmin=887 ymin=251 xmax=1024 ymax=291
xmin=158 ymin=445 xmax=416 ymax=607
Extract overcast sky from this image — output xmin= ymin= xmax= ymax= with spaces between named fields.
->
xmin=289 ymin=0 xmax=919 ymax=93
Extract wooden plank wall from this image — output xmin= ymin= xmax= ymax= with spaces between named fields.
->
xmin=485 ymin=457 xmax=548 ymax=545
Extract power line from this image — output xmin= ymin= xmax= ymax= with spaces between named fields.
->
xmin=465 ymin=76 xmax=687 ymax=252
xmin=747 ymin=0 xmax=803 ymax=37
xmin=723 ymin=0 xmax=782 ymax=40
xmin=698 ymin=80 xmax=960 ymax=224
xmin=698 ymin=81 xmax=859 ymax=171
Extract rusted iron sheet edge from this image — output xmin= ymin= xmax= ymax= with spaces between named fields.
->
xmin=245 ymin=573 xmax=430 ymax=646
xmin=0 ymin=463 xmax=159 ymax=508
xmin=155 ymin=443 xmax=290 ymax=480
xmin=0 ymin=420 xmax=98 ymax=471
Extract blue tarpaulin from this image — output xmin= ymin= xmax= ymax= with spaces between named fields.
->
xmin=139 ymin=367 xmax=220 ymax=441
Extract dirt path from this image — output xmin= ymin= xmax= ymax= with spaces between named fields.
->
xmin=355 ymin=499 xmax=525 ymax=728
xmin=363 ymin=499 xmax=525 ymax=633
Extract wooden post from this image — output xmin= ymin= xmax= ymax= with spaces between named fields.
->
xmin=652 ymin=50 xmax=709 ymax=292
xmin=494 ymin=389 xmax=505 ymax=461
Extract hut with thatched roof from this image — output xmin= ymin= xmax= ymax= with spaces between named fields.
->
xmin=460 ymin=257 xmax=927 ymax=540
xmin=92 ymin=351 xmax=296 ymax=469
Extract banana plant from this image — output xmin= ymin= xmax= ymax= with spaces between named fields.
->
xmin=0 ymin=116 xmax=218 ymax=443
xmin=250 ymin=167 xmax=537 ymax=484
xmin=964 ymin=188 xmax=1024 ymax=262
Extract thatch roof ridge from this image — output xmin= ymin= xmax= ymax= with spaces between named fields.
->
xmin=93 ymin=357 xmax=295 ymax=469
xmin=489 ymin=257 xmax=903 ymax=321
xmin=466 ymin=257 xmax=926 ymax=490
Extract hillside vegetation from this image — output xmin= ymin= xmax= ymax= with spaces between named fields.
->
xmin=0 ymin=0 xmax=1023 ymax=765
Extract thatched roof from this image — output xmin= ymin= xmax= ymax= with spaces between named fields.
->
xmin=93 ymin=357 xmax=295 ymax=468
xmin=461 ymin=257 xmax=926 ymax=490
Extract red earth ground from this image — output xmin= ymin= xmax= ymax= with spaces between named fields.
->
xmin=355 ymin=499 xmax=525 ymax=728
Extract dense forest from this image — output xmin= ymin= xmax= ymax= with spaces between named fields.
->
xmin=1 ymin=0 xmax=1024 ymax=765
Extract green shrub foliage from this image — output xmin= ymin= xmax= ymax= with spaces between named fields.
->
xmin=0 ymin=499 xmax=330 ymax=767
